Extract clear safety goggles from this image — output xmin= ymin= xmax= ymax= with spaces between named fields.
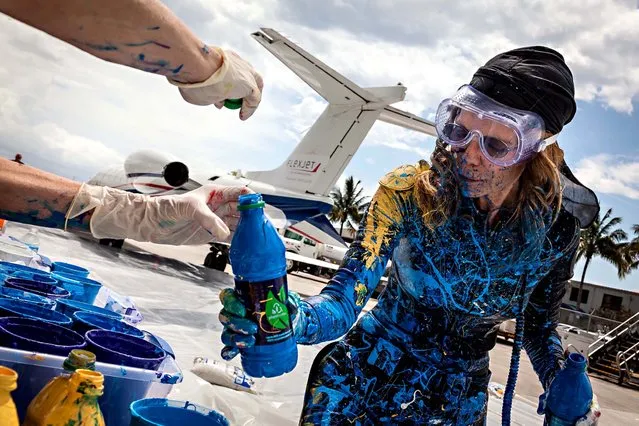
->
xmin=435 ymin=85 xmax=557 ymax=167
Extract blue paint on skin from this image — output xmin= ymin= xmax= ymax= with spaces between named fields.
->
xmin=201 ymin=45 xmax=210 ymax=54
xmin=290 ymin=157 xmax=579 ymax=424
xmin=171 ymin=64 xmax=184 ymax=74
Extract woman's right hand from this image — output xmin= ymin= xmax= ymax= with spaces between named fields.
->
xmin=218 ymin=288 xmax=301 ymax=360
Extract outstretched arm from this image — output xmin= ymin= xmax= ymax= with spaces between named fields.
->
xmin=0 ymin=0 xmax=220 ymax=83
xmin=0 ymin=158 xmax=89 ymax=232
xmin=295 ymin=184 xmax=411 ymax=344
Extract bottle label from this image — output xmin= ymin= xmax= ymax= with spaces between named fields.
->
xmin=235 ymin=275 xmax=293 ymax=345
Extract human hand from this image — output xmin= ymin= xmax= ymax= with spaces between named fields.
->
xmin=218 ymin=287 xmax=302 ymax=360
xmin=537 ymin=392 xmax=601 ymax=425
xmin=67 ymin=183 xmax=252 ymax=245
xmin=168 ymin=47 xmax=264 ymax=120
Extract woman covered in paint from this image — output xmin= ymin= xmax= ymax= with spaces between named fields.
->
xmin=219 ymin=47 xmax=601 ymax=424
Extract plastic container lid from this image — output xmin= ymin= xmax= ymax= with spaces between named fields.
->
xmin=0 ymin=299 xmax=72 ymax=326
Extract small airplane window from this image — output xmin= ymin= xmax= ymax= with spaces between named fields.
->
xmin=209 ymin=176 xmax=219 ymax=181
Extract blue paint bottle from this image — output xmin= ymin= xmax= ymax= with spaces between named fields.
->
xmin=229 ymin=193 xmax=297 ymax=378
xmin=545 ymin=352 xmax=593 ymax=425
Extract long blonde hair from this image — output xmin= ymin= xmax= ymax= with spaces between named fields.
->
xmin=414 ymin=141 xmax=565 ymax=231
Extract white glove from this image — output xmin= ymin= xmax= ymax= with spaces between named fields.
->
xmin=167 ymin=47 xmax=264 ymax=121
xmin=65 ymin=183 xmax=252 ymax=245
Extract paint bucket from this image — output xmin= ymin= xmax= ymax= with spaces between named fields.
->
xmin=85 ymin=330 xmax=166 ymax=370
xmin=8 ymin=270 xmax=58 ymax=286
xmin=0 ymin=262 xmax=44 ymax=277
xmin=55 ymin=298 xmax=121 ymax=320
xmin=130 ymin=399 xmax=230 ymax=426
xmin=3 ymin=278 xmax=70 ymax=300
xmin=0 ymin=287 xmax=56 ymax=310
xmin=51 ymin=273 xmax=102 ymax=304
xmin=51 ymin=262 xmax=90 ymax=278
xmin=72 ymin=311 xmax=144 ymax=339
xmin=0 ymin=299 xmax=72 ymax=327
xmin=0 ymin=317 xmax=85 ymax=356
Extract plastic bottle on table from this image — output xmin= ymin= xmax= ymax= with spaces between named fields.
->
xmin=192 ymin=357 xmax=257 ymax=394
xmin=545 ymin=352 xmax=594 ymax=425
xmin=21 ymin=228 xmax=40 ymax=253
xmin=0 ymin=366 xmax=19 ymax=426
xmin=229 ymin=193 xmax=297 ymax=378
xmin=24 ymin=350 xmax=99 ymax=426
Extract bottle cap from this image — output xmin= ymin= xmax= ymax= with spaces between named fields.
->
xmin=64 ymin=349 xmax=97 ymax=372
xmin=237 ymin=193 xmax=265 ymax=211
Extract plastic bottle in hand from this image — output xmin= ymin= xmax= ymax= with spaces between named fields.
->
xmin=0 ymin=366 xmax=19 ymax=426
xmin=229 ymin=193 xmax=297 ymax=378
xmin=545 ymin=352 xmax=594 ymax=425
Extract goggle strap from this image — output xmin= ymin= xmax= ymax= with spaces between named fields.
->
xmin=538 ymin=134 xmax=558 ymax=152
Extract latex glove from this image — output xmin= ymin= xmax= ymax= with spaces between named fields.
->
xmin=218 ymin=287 xmax=302 ymax=360
xmin=537 ymin=392 xmax=601 ymax=425
xmin=167 ymin=47 xmax=263 ymax=120
xmin=65 ymin=183 xmax=252 ymax=245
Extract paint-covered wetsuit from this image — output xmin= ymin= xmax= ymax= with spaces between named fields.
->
xmin=294 ymin=163 xmax=580 ymax=425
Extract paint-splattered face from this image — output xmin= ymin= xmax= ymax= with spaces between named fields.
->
xmin=451 ymin=110 xmax=526 ymax=203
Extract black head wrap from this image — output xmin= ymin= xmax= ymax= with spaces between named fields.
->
xmin=468 ymin=46 xmax=599 ymax=228
xmin=469 ymin=46 xmax=577 ymax=135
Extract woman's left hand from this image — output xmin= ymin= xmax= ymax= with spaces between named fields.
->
xmin=537 ymin=393 xmax=601 ymax=425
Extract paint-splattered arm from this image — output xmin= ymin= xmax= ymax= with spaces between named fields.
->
xmin=523 ymin=217 xmax=580 ymax=390
xmin=0 ymin=0 xmax=221 ymax=83
xmin=0 ymin=158 xmax=91 ymax=232
xmin=295 ymin=186 xmax=410 ymax=345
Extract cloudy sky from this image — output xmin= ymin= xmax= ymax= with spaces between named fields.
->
xmin=1 ymin=0 xmax=639 ymax=290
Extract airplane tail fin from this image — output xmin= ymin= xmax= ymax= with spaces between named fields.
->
xmin=245 ymin=28 xmax=437 ymax=196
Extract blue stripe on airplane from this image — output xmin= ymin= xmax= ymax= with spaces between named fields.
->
xmin=260 ymin=194 xmax=332 ymax=222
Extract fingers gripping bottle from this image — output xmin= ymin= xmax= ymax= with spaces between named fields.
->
xmin=229 ymin=193 xmax=297 ymax=377
xmin=545 ymin=352 xmax=594 ymax=425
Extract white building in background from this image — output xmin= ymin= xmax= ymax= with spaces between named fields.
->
xmin=564 ymin=280 xmax=639 ymax=317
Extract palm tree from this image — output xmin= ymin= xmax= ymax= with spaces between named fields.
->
xmin=329 ymin=176 xmax=369 ymax=236
xmin=621 ymin=224 xmax=639 ymax=276
xmin=575 ymin=208 xmax=628 ymax=310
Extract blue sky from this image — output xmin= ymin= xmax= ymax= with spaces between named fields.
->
xmin=1 ymin=0 xmax=638 ymax=290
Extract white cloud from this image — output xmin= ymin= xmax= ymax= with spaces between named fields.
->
xmin=1 ymin=0 xmax=639 ymax=188
xmin=573 ymin=154 xmax=639 ymax=199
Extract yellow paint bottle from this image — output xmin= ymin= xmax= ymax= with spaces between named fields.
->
xmin=0 ymin=366 xmax=19 ymax=426
xmin=24 ymin=349 xmax=97 ymax=426
xmin=25 ymin=368 xmax=105 ymax=426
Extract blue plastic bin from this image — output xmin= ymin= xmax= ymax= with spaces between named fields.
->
xmin=51 ymin=273 xmax=102 ymax=304
xmin=4 ymin=277 xmax=70 ymax=300
xmin=86 ymin=330 xmax=166 ymax=371
xmin=72 ymin=311 xmax=145 ymax=338
xmin=0 ymin=345 xmax=182 ymax=424
xmin=55 ymin=298 xmax=121 ymax=320
xmin=9 ymin=270 xmax=58 ymax=286
xmin=130 ymin=399 xmax=230 ymax=426
xmin=0 ymin=262 xmax=44 ymax=276
xmin=0 ymin=299 xmax=72 ymax=326
xmin=51 ymin=261 xmax=90 ymax=278
xmin=0 ymin=287 xmax=56 ymax=310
